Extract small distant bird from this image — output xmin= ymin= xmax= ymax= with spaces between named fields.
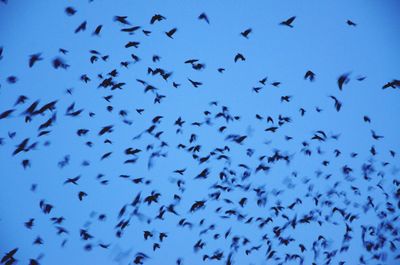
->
xmin=259 ymin=77 xmax=267 ymax=85
xmin=253 ymin=87 xmax=262 ymax=93
xmin=165 ymin=28 xmax=177 ymax=38
xmin=121 ymin=26 xmax=141 ymax=34
xmin=382 ymin=79 xmax=400 ymax=89
xmin=174 ymin=168 xmax=186 ymax=175
xmin=347 ymin=20 xmax=357 ymax=26
xmin=29 ymin=53 xmax=43 ymax=67
xmin=142 ymin=30 xmax=151 ymax=36
xmin=7 ymin=76 xmax=17 ymax=83
xmin=24 ymin=218 xmax=34 ymax=229
xmin=198 ymin=13 xmax=209 ymax=24
xmin=15 ymin=95 xmax=28 ymax=105
xmin=234 ymin=53 xmax=246 ymax=62
xmin=59 ymin=48 xmax=68 ymax=54
xmin=64 ymin=176 xmax=80 ymax=185
xmin=304 ymin=70 xmax=315 ymax=81
xmin=150 ymin=14 xmax=166 ymax=24
xmin=125 ymin=41 xmax=140 ymax=48
xmin=52 ymin=57 xmax=69 ymax=69
xmin=271 ymin=81 xmax=281 ymax=87
xmin=78 ymin=191 xmax=88 ymax=201
xmin=65 ymin=6 xmax=76 ymax=16
xmin=74 ymin=21 xmax=87 ymax=33
xmin=1 ymin=248 xmax=18 ymax=264
xmin=188 ymin=78 xmax=202 ymax=88
xmin=329 ymin=95 xmax=342 ymax=112
xmin=92 ymin=25 xmax=103 ymax=36
xmin=0 ymin=109 xmax=15 ymax=120
xmin=240 ymin=28 xmax=252 ymax=38
xmin=371 ymin=130 xmax=383 ymax=140
xmin=363 ymin=115 xmax=371 ymax=123
xmin=337 ymin=73 xmax=350 ymax=90
xmin=280 ymin=16 xmax=296 ymax=27
xmin=114 ymin=16 xmax=130 ymax=25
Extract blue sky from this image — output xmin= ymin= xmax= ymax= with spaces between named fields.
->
xmin=0 ymin=0 xmax=400 ymax=264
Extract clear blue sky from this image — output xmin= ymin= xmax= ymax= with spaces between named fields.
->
xmin=0 ymin=0 xmax=399 ymax=264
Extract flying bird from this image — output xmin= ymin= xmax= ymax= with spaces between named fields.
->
xmin=114 ymin=16 xmax=130 ymax=25
xmin=92 ymin=25 xmax=103 ymax=36
xmin=304 ymin=70 xmax=315 ymax=81
xmin=150 ymin=14 xmax=166 ymax=24
xmin=280 ymin=16 xmax=296 ymax=27
xmin=165 ymin=28 xmax=177 ymax=38
xmin=347 ymin=20 xmax=357 ymax=26
xmin=198 ymin=12 xmax=210 ymax=24
xmin=234 ymin=53 xmax=246 ymax=62
xmin=65 ymin=6 xmax=76 ymax=16
xmin=240 ymin=28 xmax=252 ymax=38
xmin=29 ymin=53 xmax=43 ymax=67
xmin=188 ymin=78 xmax=202 ymax=87
xmin=338 ymin=73 xmax=350 ymax=90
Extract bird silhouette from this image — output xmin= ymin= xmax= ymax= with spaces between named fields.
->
xmin=165 ymin=28 xmax=177 ymax=38
xmin=280 ymin=16 xmax=296 ymax=27
xmin=240 ymin=28 xmax=252 ymax=38
xmin=198 ymin=13 xmax=210 ymax=24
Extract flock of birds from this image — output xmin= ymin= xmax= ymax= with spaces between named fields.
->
xmin=0 ymin=2 xmax=400 ymax=265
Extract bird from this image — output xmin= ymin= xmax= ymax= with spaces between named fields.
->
xmin=234 ymin=53 xmax=246 ymax=62
xmin=121 ymin=26 xmax=141 ymax=34
xmin=74 ymin=21 xmax=87 ymax=33
xmin=347 ymin=20 xmax=357 ymax=26
xmin=114 ymin=16 xmax=130 ymax=25
xmin=190 ymin=200 xmax=206 ymax=212
xmin=329 ymin=95 xmax=342 ymax=111
xmin=382 ymin=79 xmax=400 ymax=89
xmin=198 ymin=12 xmax=210 ymax=24
xmin=64 ymin=176 xmax=81 ymax=185
xmin=24 ymin=218 xmax=34 ymax=229
xmin=78 ymin=191 xmax=88 ymax=201
xmin=65 ymin=6 xmax=76 ymax=16
xmin=1 ymin=248 xmax=18 ymax=264
xmin=188 ymin=78 xmax=202 ymax=87
xmin=304 ymin=70 xmax=315 ymax=81
xmin=165 ymin=28 xmax=177 ymax=38
xmin=29 ymin=53 xmax=43 ymax=67
xmin=0 ymin=109 xmax=15 ymax=119
xmin=150 ymin=14 xmax=166 ymax=24
xmin=338 ymin=73 xmax=350 ymax=90
xmin=125 ymin=41 xmax=140 ymax=48
xmin=371 ymin=130 xmax=383 ymax=140
xmin=92 ymin=25 xmax=103 ymax=36
xmin=280 ymin=16 xmax=296 ymax=27
xmin=240 ymin=28 xmax=252 ymax=38
xmin=174 ymin=168 xmax=186 ymax=175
